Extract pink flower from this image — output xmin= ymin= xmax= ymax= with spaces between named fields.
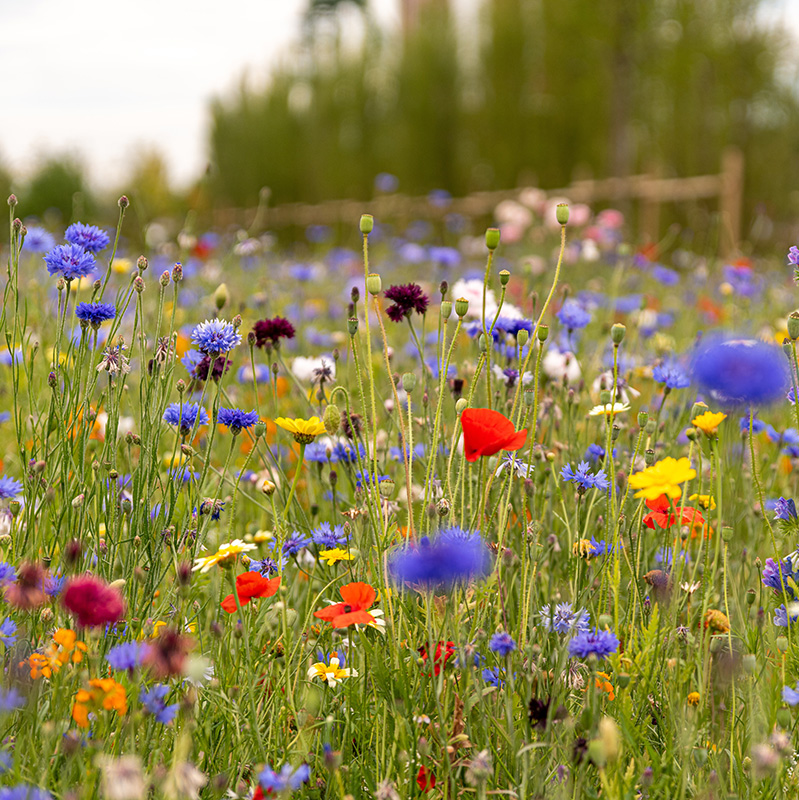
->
xmin=62 ymin=575 xmax=125 ymax=628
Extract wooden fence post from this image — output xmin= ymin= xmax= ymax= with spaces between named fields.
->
xmin=719 ymin=146 xmax=744 ymax=257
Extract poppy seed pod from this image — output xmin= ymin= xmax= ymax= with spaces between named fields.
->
xmin=455 ymin=297 xmax=469 ymax=318
xmin=360 ymin=214 xmax=374 ymax=234
xmin=366 ymin=273 xmax=382 ymax=295
xmin=537 ymin=325 xmax=549 ymax=342
xmin=485 ymin=228 xmax=500 ymax=250
xmin=611 ymin=323 xmax=626 ymax=345
xmin=517 ymin=329 xmax=529 ymax=348
xmin=556 ymin=203 xmax=569 ymax=225
xmin=323 ymin=403 xmax=341 ymax=436
xmin=499 ymin=269 xmax=510 ymax=286
xmin=441 ymin=300 xmax=452 ymax=320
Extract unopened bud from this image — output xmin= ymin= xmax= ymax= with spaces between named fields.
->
xmin=499 ymin=269 xmax=510 ymax=286
xmin=366 ymin=273 xmax=382 ymax=295
xmin=214 ymin=283 xmax=229 ymax=310
xmin=172 ymin=262 xmax=183 ymax=282
xmin=402 ymin=373 xmax=417 ymax=393
xmin=254 ymin=421 xmax=266 ymax=439
xmin=360 ymin=214 xmax=374 ymax=234
xmin=611 ymin=323 xmax=626 ymax=345
xmin=517 ymin=329 xmax=529 ymax=348
xmin=537 ymin=324 xmax=549 ymax=342
xmin=455 ymin=297 xmax=469 ymax=318
xmin=347 ymin=317 xmax=359 ymax=336
xmin=159 ymin=271 xmax=170 ymax=287
xmin=137 ymin=255 xmax=148 ymax=272
xmin=485 ymin=227 xmax=500 ymax=250
xmin=456 ymin=398 xmax=468 ymax=414
xmin=133 ymin=276 xmax=145 ymax=293
xmin=440 ymin=300 xmax=452 ymax=320
xmin=323 ymin=403 xmax=341 ymax=435
xmin=555 ymin=203 xmax=569 ymax=225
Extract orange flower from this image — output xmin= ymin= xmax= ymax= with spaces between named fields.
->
xmin=220 ymin=573 xmax=281 ymax=614
xmin=29 ymin=628 xmax=87 ymax=679
xmin=72 ymin=678 xmax=128 ymax=728
xmin=460 ymin=408 xmax=527 ymax=462
xmin=642 ymin=494 xmax=705 ymax=531
xmin=314 ymin=582 xmax=377 ymax=628
xmin=595 ymin=672 xmax=615 ymax=701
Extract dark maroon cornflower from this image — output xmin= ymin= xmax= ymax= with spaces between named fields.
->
xmin=384 ymin=283 xmax=429 ymax=323
xmin=62 ymin=575 xmax=125 ymax=628
xmin=195 ymin=355 xmax=231 ymax=383
xmin=143 ymin=626 xmax=194 ymax=679
xmin=252 ymin=317 xmax=296 ymax=349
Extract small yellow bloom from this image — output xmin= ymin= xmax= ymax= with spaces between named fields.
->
xmin=572 ymin=539 xmax=597 ymax=559
xmin=692 ymin=411 xmax=727 ymax=437
xmin=274 ymin=416 xmax=326 ymax=444
xmin=628 ymin=457 xmax=696 ymax=501
xmin=307 ymin=657 xmax=357 ymax=688
xmin=192 ymin=539 xmax=257 ymax=573
xmin=111 ymin=257 xmax=133 ymax=276
xmin=689 ymin=493 xmax=716 ymax=510
xmin=319 ymin=548 xmax=354 ymax=566
xmin=252 ymin=530 xmax=273 ymax=543
xmin=687 ymin=691 xmax=700 ymax=706
xmin=588 ymin=402 xmax=630 ymax=418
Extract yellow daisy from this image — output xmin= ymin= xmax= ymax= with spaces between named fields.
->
xmin=692 ymin=411 xmax=727 ymax=437
xmin=689 ymin=493 xmax=716 ymax=510
xmin=628 ymin=457 xmax=696 ymax=501
xmin=318 ymin=548 xmax=354 ymax=566
xmin=192 ymin=539 xmax=257 ymax=573
xmin=274 ymin=416 xmax=326 ymax=444
xmin=307 ymin=656 xmax=357 ymax=688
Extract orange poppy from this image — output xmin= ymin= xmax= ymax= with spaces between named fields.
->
xmin=460 ymin=408 xmax=527 ymax=462
xmin=221 ymin=572 xmax=281 ymax=614
xmin=313 ymin=582 xmax=377 ymax=628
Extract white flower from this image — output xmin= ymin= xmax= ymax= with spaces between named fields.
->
xmin=541 ymin=349 xmax=582 ymax=385
xmin=588 ymin=402 xmax=630 ymax=417
xmin=291 ymin=355 xmax=336 ymax=383
xmin=451 ymin=279 xmax=498 ymax=320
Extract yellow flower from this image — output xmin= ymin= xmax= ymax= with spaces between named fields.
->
xmin=588 ymin=402 xmax=630 ymax=418
xmin=192 ymin=539 xmax=257 ymax=573
xmin=29 ymin=628 xmax=88 ymax=679
xmin=72 ymin=678 xmax=128 ymax=728
xmin=274 ymin=416 xmax=326 ymax=444
xmin=689 ymin=493 xmax=716 ymax=510
xmin=252 ymin=530 xmax=273 ymax=543
xmin=628 ymin=457 xmax=696 ymax=501
xmin=307 ymin=656 xmax=357 ymax=688
xmin=111 ymin=257 xmax=133 ymax=276
xmin=572 ymin=539 xmax=597 ymax=559
xmin=692 ymin=411 xmax=727 ymax=437
xmin=687 ymin=691 xmax=701 ymax=706
xmin=319 ymin=548 xmax=354 ymax=566
xmin=703 ymin=608 xmax=730 ymax=633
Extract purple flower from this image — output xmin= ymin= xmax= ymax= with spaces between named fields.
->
xmin=217 ymin=407 xmax=258 ymax=433
xmin=0 ymin=619 xmax=17 ymax=648
xmin=252 ymin=317 xmax=296 ymax=349
xmin=651 ymin=264 xmax=680 ymax=286
xmin=389 ymin=534 xmax=490 ymax=589
xmin=44 ymin=244 xmax=95 ymax=281
xmin=762 ymin=557 xmax=796 ymax=599
xmin=0 ymin=564 xmax=16 ymax=587
xmin=652 ymin=362 xmax=690 ymax=390
xmin=190 ymin=319 xmax=241 ymax=355
xmin=482 ymin=667 xmax=506 ymax=687
xmin=488 ymin=632 xmax=516 ymax=656
xmin=783 ymin=681 xmax=799 ymax=705
xmin=75 ymin=302 xmax=116 ymax=328
xmin=787 ymin=246 xmax=799 ymax=266
xmin=384 ymin=283 xmax=429 ymax=323
xmin=249 ymin=556 xmax=287 ymax=576
xmin=22 ymin=227 xmax=55 ymax=254
xmin=561 ymin=461 xmax=609 ymax=493
xmin=259 ymin=763 xmax=311 ymax=793
xmin=163 ymin=402 xmax=210 ymax=436
xmin=568 ymin=628 xmax=619 ymax=660
xmin=140 ymin=684 xmax=179 ymax=724
xmin=282 ymin=532 xmax=312 ymax=556
xmin=556 ymin=300 xmax=591 ymax=330
xmin=311 ymin=523 xmax=348 ymax=549
xmin=107 ymin=641 xmax=150 ymax=672
xmin=64 ymin=222 xmax=110 ymax=254
xmin=0 ymin=477 xmax=23 ymax=501
xmin=539 ymin=602 xmax=590 ymax=634
xmin=774 ymin=498 xmax=797 ymax=521
xmin=0 ymin=688 xmax=25 ymax=714
xmin=774 ymin=604 xmax=798 ymax=627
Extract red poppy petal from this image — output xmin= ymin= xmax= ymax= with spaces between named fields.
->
xmin=504 ymin=428 xmax=528 ymax=452
xmin=329 ymin=610 xmax=376 ymax=628
xmin=461 ymin=408 xmax=524 ymax=461
xmin=646 ymin=495 xmax=671 ymax=512
xmin=250 ymin=576 xmax=281 ymax=599
xmin=314 ymin=602 xmax=347 ymax=621
xmin=339 ymin=582 xmax=376 ymax=611
xmin=221 ymin=593 xmax=252 ymax=614
xmin=235 ymin=572 xmax=270 ymax=599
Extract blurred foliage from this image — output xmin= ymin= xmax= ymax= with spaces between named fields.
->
xmin=18 ymin=154 xmax=95 ymax=225
xmin=117 ymin=147 xmax=187 ymax=230
xmin=208 ymin=0 xmax=799 ymax=226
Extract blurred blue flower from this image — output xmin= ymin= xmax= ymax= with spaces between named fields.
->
xmin=22 ymin=226 xmax=55 ymax=254
xmin=140 ymin=684 xmax=179 ymax=724
xmin=556 ymin=300 xmax=591 ymax=330
xmin=0 ymin=477 xmax=23 ymax=500
xmin=389 ymin=534 xmax=490 ymax=589
xmin=568 ymin=628 xmax=619 ymax=660
xmin=539 ymin=602 xmax=590 ymax=634
xmin=652 ymin=362 xmax=690 ymax=390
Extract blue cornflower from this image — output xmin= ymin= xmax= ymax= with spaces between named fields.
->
xmin=334 ymin=443 xmax=363 ymax=463
xmin=560 ymin=461 xmax=609 ymax=493
xmin=389 ymin=534 xmax=490 ymax=589
xmin=788 ymin=246 xmax=799 ymax=267
xmin=556 ymin=300 xmax=591 ymax=330
xmin=0 ymin=787 xmax=51 ymax=800
xmin=139 ymin=684 xmax=179 ymax=724
xmin=0 ymin=476 xmax=23 ymax=500
xmin=354 ymin=471 xmax=390 ymax=490
xmin=181 ymin=349 xmax=205 ymax=377
xmin=217 ymin=407 xmax=259 ymax=433
xmin=0 ymin=620 xmax=17 ymax=648
xmin=249 ymin=556 xmax=288 ymax=576
xmin=190 ymin=319 xmax=242 ymax=355
xmin=0 ymin=688 xmax=25 ymax=714
xmin=690 ymin=336 xmax=790 ymax=407
xmin=651 ymin=264 xmax=680 ymax=285
xmin=783 ymin=681 xmax=799 ymax=705
xmin=311 ymin=523 xmax=348 ymax=549
xmin=305 ymin=442 xmax=334 ymax=463
xmin=589 ymin=537 xmax=617 ymax=557
xmin=740 ymin=416 xmax=768 ymax=434
xmin=538 ymin=602 xmax=590 ymax=634
xmin=163 ymin=402 xmax=210 ymax=436
xmin=44 ymin=571 xmax=65 ymax=598
xmin=774 ymin=498 xmax=798 ymax=521
xmin=482 ymin=667 xmax=507 ymax=688
xmin=75 ymin=302 xmax=116 ymax=328
xmin=0 ymin=564 xmax=15 ymax=586
xmin=22 ymin=226 xmax=55 ymax=254
xmin=762 ymin=557 xmax=796 ymax=599
xmin=654 ymin=547 xmax=690 ymax=571
xmin=259 ymin=763 xmax=311 ymax=793
xmin=282 ymin=532 xmax=312 ymax=556
xmin=568 ymin=628 xmax=620 ymax=660
xmin=439 ymin=525 xmax=483 ymax=546
xmin=489 ymin=632 xmax=516 ymax=656
xmin=429 ymin=245 xmax=461 ymax=268
xmin=64 ymin=222 xmax=110 ymax=253
xmin=652 ymin=362 xmax=690 ymax=390
xmin=44 ymin=244 xmax=95 ymax=280
xmin=106 ymin=641 xmax=150 ymax=672
xmin=774 ymin=604 xmax=798 ymax=627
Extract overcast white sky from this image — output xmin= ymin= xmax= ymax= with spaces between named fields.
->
xmin=2 ymin=0 xmax=797 ymax=190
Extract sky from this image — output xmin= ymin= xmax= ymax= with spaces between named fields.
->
xmin=2 ymin=0 xmax=797 ymax=191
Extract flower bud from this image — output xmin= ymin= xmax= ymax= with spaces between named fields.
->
xmin=176 ymin=379 xmax=186 ymax=394
xmin=777 ymin=707 xmax=792 ymax=729
xmin=262 ymin=479 xmax=276 ymax=496
xmin=455 ymin=297 xmax=469 ymax=318
xmin=214 ymin=283 xmax=229 ymax=310
xmin=611 ymin=323 xmax=626 ymax=345
xmin=555 ymin=203 xmax=569 ymax=225
xmin=360 ymin=214 xmax=374 ymax=234
xmin=478 ymin=334 xmax=487 ymax=353
xmin=691 ymin=401 xmax=708 ymax=421
xmin=600 ymin=390 xmax=611 ymax=405
xmin=7 ymin=194 xmax=17 ymax=208
xmin=378 ymin=478 xmax=395 ymax=498
xmin=789 ymin=312 xmax=799 ymax=341
xmin=517 ymin=329 xmax=529 ymax=348
xmin=742 ymin=653 xmax=757 ymax=673
xmin=172 ymin=262 xmax=183 ymax=282
xmin=72 ymin=493 xmax=85 ymax=509
xmin=537 ymin=324 xmax=549 ymax=342
xmin=437 ymin=498 xmax=450 ymax=517
xmin=776 ymin=635 xmax=789 ymax=653
xmin=616 ymin=672 xmax=630 ymax=689
xmin=137 ymin=255 xmax=148 ymax=272
xmin=118 ymin=195 xmax=129 ymax=209
xmin=347 ymin=317 xmax=358 ymax=336
xmin=402 ymin=373 xmax=417 ymax=393
xmin=499 ymin=269 xmax=510 ymax=286
xmin=133 ymin=276 xmax=145 ymax=293
xmin=9 ymin=500 xmax=20 ymax=517
xmin=439 ymin=280 xmax=448 ymax=297
xmin=159 ymin=270 xmax=170 ymax=287
xmin=598 ymin=613 xmax=612 ymax=630
xmin=440 ymin=300 xmax=452 ymax=320
xmin=485 ymin=227 xmax=500 ymax=250
xmin=746 ymin=588 xmax=756 ymax=606
xmin=721 ymin=526 xmax=733 ymax=542
xmin=645 ymin=420 xmax=657 ymax=435
xmin=524 ymin=389 xmax=534 ymax=406
xmin=645 ymin=449 xmax=655 ymax=466
xmin=366 ymin=273 xmax=382 ymax=295
xmin=637 ymin=410 xmax=648 ymax=427
xmin=456 ymin=398 xmax=468 ymax=415
xmin=323 ymin=403 xmax=341 ymax=435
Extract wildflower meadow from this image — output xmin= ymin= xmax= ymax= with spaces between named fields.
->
xmin=3 ymin=192 xmax=799 ymax=799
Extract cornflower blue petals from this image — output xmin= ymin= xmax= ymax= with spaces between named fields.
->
xmin=561 ymin=461 xmax=609 ymax=493
xmin=163 ymin=402 xmax=210 ymax=436
xmin=0 ymin=620 xmax=17 ymax=648
xmin=482 ymin=667 xmax=509 ymax=688
xmin=783 ymin=682 xmax=799 ymax=705
xmin=774 ymin=604 xmax=799 ymax=628
xmin=774 ymin=498 xmax=798 ymax=521
xmin=651 ymin=264 xmax=680 ymax=286
xmin=556 ymin=300 xmax=591 ymax=330
xmin=22 ymin=226 xmax=55 ymax=254
xmin=217 ymin=407 xmax=259 ymax=432
xmin=568 ymin=628 xmax=620 ymax=660
xmin=539 ymin=602 xmax=590 ymax=634
xmin=0 ymin=477 xmax=23 ymax=500
xmin=249 ymin=556 xmax=287 ymax=576
xmin=64 ymin=222 xmax=110 ymax=253
xmin=0 ymin=688 xmax=25 ymax=713
xmin=494 ymin=453 xmax=533 ymax=479
xmin=589 ymin=537 xmax=617 ymax=557
xmin=690 ymin=336 xmax=790 ymax=407
xmin=488 ymin=632 xmax=516 ymax=656
xmin=107 ymin=641 xmax=151 ymax=672
xmin=282 ymin=532 xmax=312 ymax=556
xmin=140 ymin=685 xmax=179 ymax=724
xmin=652 ymin=362 xmax=690 ymax=390
xmin=0 ymin=564 xmax=16 ymax=587
xmin=75 ymin=302 xmax=116 ymax=328
xmin=788 ymin=245 xmax=799 ymax=267
xmin=44 ymin=244 xmax=95 ymax=280
xmin=762 ymin=557 xmax=796 ymax=599
xmin=190 ymin=319 xmax=242 ymax=355
xmin=389 ymin=534 xmax=491 ymax=589
xmin=311 ymin=523 xmax=348 ymax=549
xmin=258 ymin=764 xmax=311 ymax=793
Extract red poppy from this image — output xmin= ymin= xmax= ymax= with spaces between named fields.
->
xmin=643 ymin=495 xmax=705 ymax=531
xmin=416 ymin=766 xmax=436 ymax=792
xmin=221 ymin=573 xmax=281 ymax=614
xmin=418 ymin=640 xmax=456 ymax=676
xmin=460 ymin=408 xmax=527 ymax=462
xmin=313 ymin=582 xmax=377 ymax=628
